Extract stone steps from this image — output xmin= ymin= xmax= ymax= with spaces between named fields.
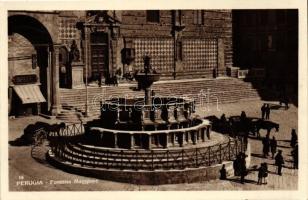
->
xmin=60 ymin=78 xmax=263 ymax=116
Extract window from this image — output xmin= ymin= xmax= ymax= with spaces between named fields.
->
xmin=193 ymin=10 xmax=204 ymax=25
xmin=146 ymin=10 xmax=160 ymax=23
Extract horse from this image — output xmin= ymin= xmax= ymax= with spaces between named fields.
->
xmin=204 ymin=115 xmax=232 ymax=135
xmin=250 ymin=119 xmax=279 ymax=138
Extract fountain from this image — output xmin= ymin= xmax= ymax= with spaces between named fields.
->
xmin=47 ymin=55 xmax=245 ymax=185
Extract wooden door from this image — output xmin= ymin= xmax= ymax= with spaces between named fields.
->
xmin=90 ymin=32 xmax=109 ymax=80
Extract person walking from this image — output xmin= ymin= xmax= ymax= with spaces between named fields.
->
xmin=239 ymin=153 xmax=247 ymax=184
xmin=265 ymin=104 xmax=270 ymax=120
xmin=291 ymin=144 xmax=298 ymax=169
xmin=261 ymin=103 xmax=266 ymax=120
xmin=275 ymin=150 xmax=284 ymax=176
xmin=290 ymin=129 xmax=298 ymax=148
xmin=262 ymin=133 xmax=270 ymax=158
xmin=270 ymin=136 xmax=277 ymax=159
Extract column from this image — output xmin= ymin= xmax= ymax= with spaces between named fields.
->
xmin=179 ymin=132 xmax=184 ymax=147
xmin=171 ymin=132 xmax=176 ymax=146
xmin=114 ymin=133 xmax=118 ymax=148
xmin=130 ymin=134 xmax=135 ymax=149
xmin=201 ymin=128 xmax=206 ymax=142
xmin=84 ymin=26 xmax=91 ymax=79
xmin=206 ymin=126 xmax=211 ymax=140
xmin=182 ymin=131 xmax=187 ymax=145
xmin=164 ymin=133 xmax=169 ymax=148
xmin=51 ymin=45 xmax=61 ymax=115
xmin=193 ymin=130 xmax=197 ymax=145
xmin=148 ymin=134 xmax=152 ymax=150
xmin=84 ymin=27 xmax=90 ymax=116
xmin=145 ymin=86 xmax=152 ymax=105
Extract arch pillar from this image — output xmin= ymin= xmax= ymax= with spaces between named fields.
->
xmin=50 ymin=45 xmax=62 ymax=115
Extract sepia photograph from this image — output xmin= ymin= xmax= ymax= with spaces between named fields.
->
xmin=1 ymin=1 xmax=307 ymax=199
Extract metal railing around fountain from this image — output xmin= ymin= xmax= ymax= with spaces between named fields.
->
xmin=50 ymin=137 xmax=245 ymax=171
xmin=44 ymin=122 xmax=85 ymax=138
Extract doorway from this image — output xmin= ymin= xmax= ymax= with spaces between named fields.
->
xmin=90 ymin=32 xmax=109 ymax=82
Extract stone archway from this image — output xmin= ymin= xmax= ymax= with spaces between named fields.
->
xmin=8 ymin=14 xmax=57 ymax=115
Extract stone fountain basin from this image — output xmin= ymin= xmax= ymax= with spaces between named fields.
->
xmin=135 ymin=73 xmax=160 ymax=88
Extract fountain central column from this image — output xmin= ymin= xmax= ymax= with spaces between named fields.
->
xmin=134 ymin=55 xmax=160 ymax=106
xmin=144 ymin=85 xmax=151 ymax=105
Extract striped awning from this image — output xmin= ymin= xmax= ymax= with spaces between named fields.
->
xmin=13 ymin=84 xmax=46 ymax=104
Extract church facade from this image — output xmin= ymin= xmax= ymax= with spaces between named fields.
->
xmin=8 ymin=10 xmax=298 ymax=116
xmin=8 ymin=10 xmax=233 ymax=116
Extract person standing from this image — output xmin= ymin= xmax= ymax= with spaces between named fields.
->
xmin=275 ymin=150 xmax=284 ymax=176
xmin=239 ymin=153 xmax=247 ymax=184
xmin=220 ymin=164 xmax=227 ymax=180
xmin=261 ymin=103 xmax=266 ymax=120
xmin=270 ymin=136 xmax=277 ymax=159
xmin=265 ymin=104 xmax=270 ymax=120
xmin=257 ymin=163 xmax=264 ymax=185
xmin=290 ymin=129 xmax=298 ymax=148
xmin=262 ymin=162 xmax=268 ymax=184
xmin=291 ymin=144 xmax=298 ymax=169
xmin=262 ymin=133 xmax=270 ymax=158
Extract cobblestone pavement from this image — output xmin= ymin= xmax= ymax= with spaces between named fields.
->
xmin=7 ymin=99 xmax=298 ymax=191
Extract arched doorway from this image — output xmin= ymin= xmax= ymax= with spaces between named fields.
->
xmin=8 ymin=15 xmax=54 ymax=115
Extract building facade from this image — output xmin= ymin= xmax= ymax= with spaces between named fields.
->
xmin=232 ymin=10 xmax=298 ymax=87
xmin=8 ymin=10 xmax=233 ymax=116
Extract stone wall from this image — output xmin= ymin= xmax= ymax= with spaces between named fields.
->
xmin=120 ymin=10 xmax=233 ymax=78
xmin=8 ymin=33 xmax=38 ymax=85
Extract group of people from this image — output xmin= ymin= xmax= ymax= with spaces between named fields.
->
xmin=224 ymin=126 xmax=297 ymax=184
xmin=259 ymin=128 xmax=298 ymax=182
xmin=262 ymin=133 xmax=277 ymax=158
xmin=257 ymin=162 xmax=268 ymax=184
xmin=261 ymin=103 xmax=271 ymax=120
xmin=233 ymin=152 xmax=248 ymax=184
xmin=217 ymin=100 xmax=297 ymax=185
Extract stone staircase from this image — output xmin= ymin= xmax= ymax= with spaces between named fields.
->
xmin=60 ymin=77 xmax=264 ymax=117
xmin=56 ymin=105 xmax=84 ymax=124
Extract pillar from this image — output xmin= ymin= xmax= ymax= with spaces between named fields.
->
xmin=182 ymin=131 xmax=187 ymax=145
xmin=171 ymin=132 xmax=176 ymax=146
xmin=179 ymin=132 xmax=184 ymax=147
xmin=51 ymin=45 xmax=61 ymax=115
xmin=130 ymin=134 xmax=135 ymax=149
xmin=84 ymin=26 xmax=91 ymax=80
xmin=148 ymin=134 xmax=152 ymax=150
xmin=164 ymin=133 xmax=169 ymax=148
xmin=201 ymin=128 xmax=206 ymax=142
xmin=206 ymin=126 xmax=211 ymax=140
xmin=193 ymin=131 xmax=197 ymax=145
xmin=114 ymin=133 xmax=118 ymax=148
xmin=145 ymin=86 xmax=152 ymax=105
